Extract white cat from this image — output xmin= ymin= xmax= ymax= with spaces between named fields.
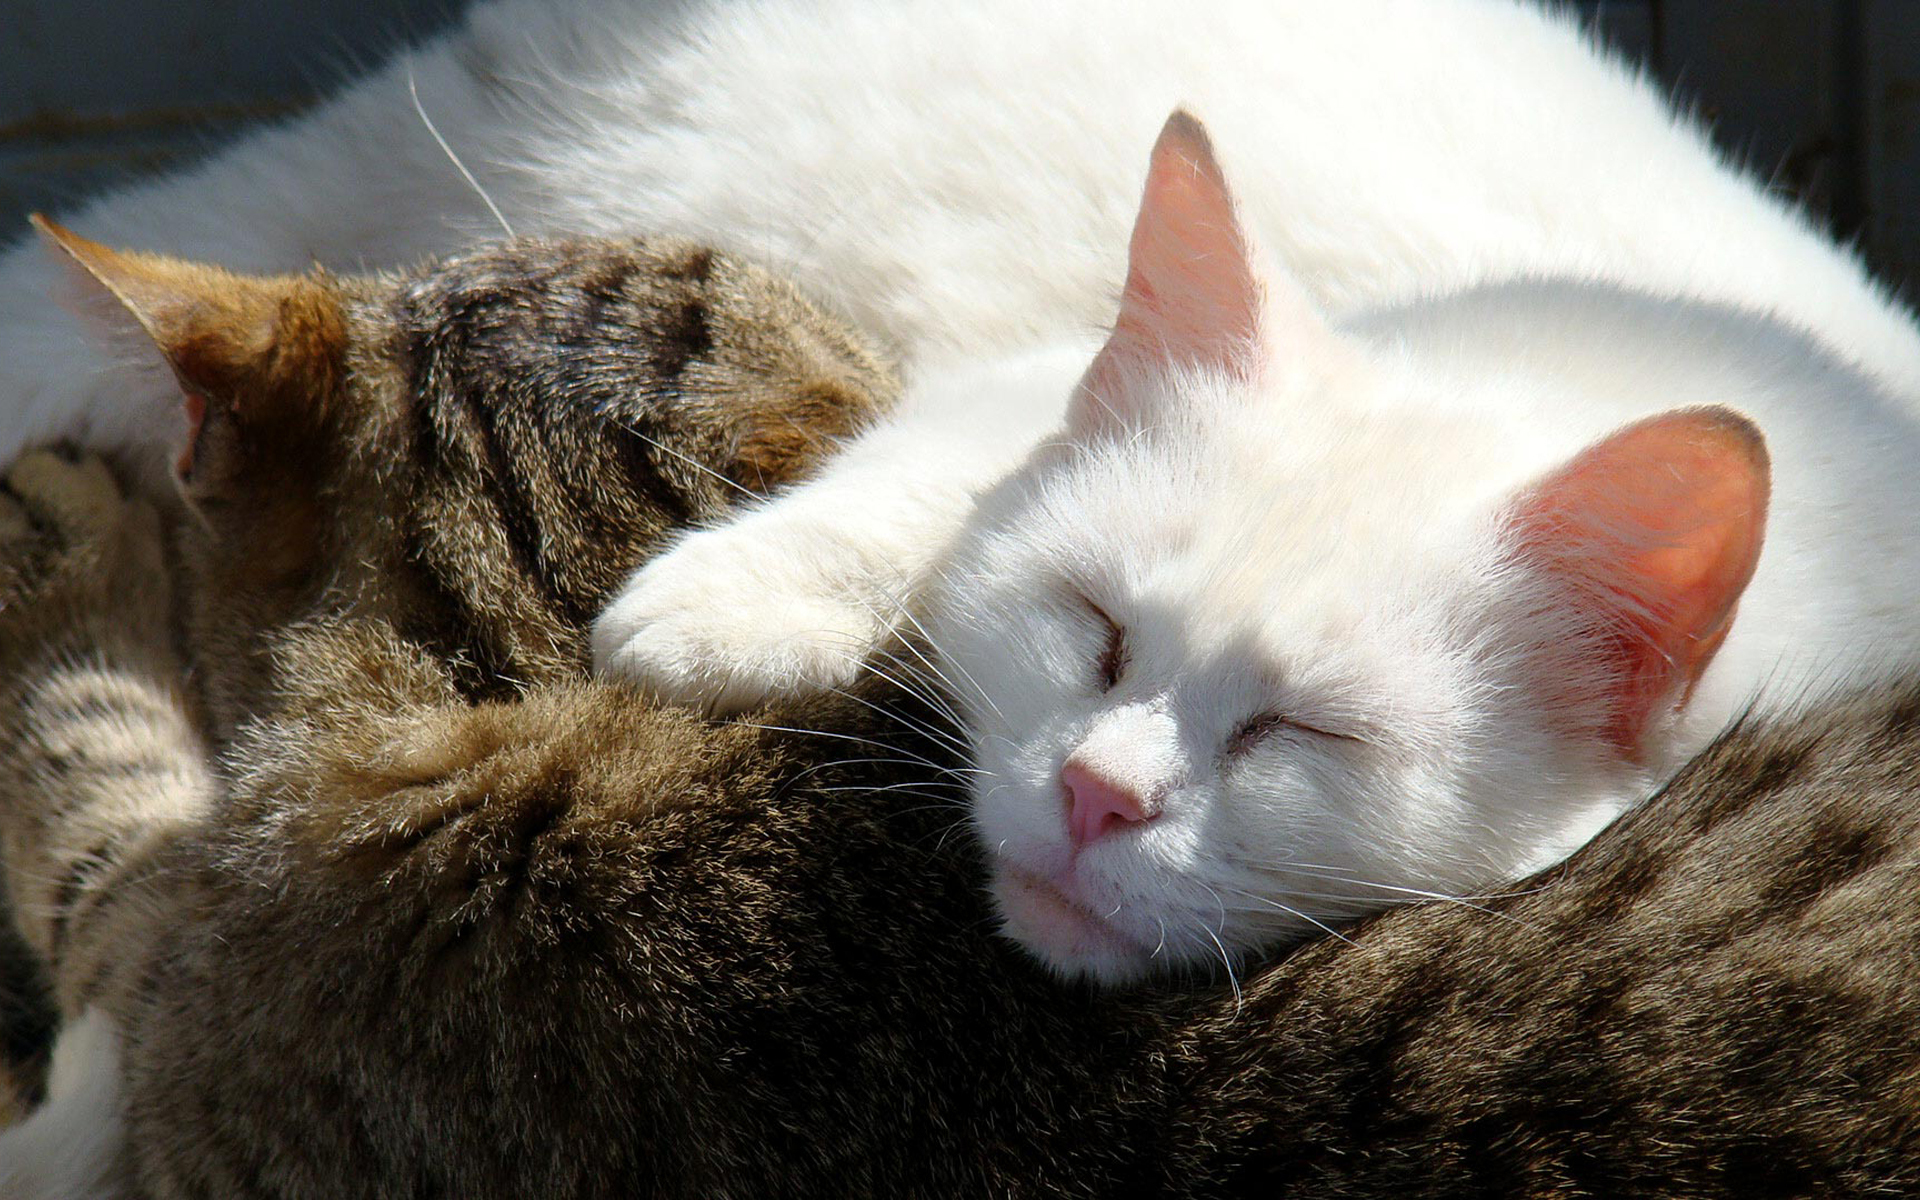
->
xmin=3 ymin=0 xmax=1919 ymax=992
xmin=606 ymin=111 xmax=1920 ymax=985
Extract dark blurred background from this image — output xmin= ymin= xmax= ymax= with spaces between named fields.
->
xmin=2 ymin=1 xmax=1916 ymax=294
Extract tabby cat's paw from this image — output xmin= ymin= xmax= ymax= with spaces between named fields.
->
xmin=0 ymin=449 xmax=165 ymax=639
xmin=4 ymin=450 xmax=125 ymax=546
xmin=592 ymin=521 xmax=888 ymax=715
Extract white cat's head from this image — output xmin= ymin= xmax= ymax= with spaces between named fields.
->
xmin=926 ymin=112 xmax=1770 ymax=984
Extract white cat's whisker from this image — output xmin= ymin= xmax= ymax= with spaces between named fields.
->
xmin=863 ymin=644 xmax=969 ymax=716
xmin=808 ymin=762 xmax=973 ymax=789
xmin=1253 ymin=890 xmax=1397 ymax=913
xmin=852 ymin=585 xmax=1008 ymax=733
xmin=865 ymin=805 xmax=978 ymax=842
xmin=776 ymin=755 xmax=978 ymax=796
xmin=930 ymin=816 xmax=975 ymax=855
xmin=816 ymin=785 xmax=968 ymax=806
xmin=813 ymin=673 xmax=973 ymax=758
xmin=1261 ymin=858 xmax=1360 ymax=875
xmin=1217 ymin=884 xmax=1358 ymax=947
xmin=920 ymin=565 xmax=1016 ymax=728
xmin=877 ymin=609 xmax=982 ymax=710
xmin=800 ymin=646 xmax=973 ymax=751
xmin=868 ymin=640 xmax=979 ymax=734
xmin=1076 ymin=380 xmax=1126 ymax=432
xmin=1260 ymin=861 xmax=1539 ymax=904
xmin=1197 ymin=918 xmax=1243 ymax=1014
xmin=729 ymin=721 xmax=958 ymax=777
xmin=1120 ymin=421 xmax=1162 ymax=455
xmin=974 ymin=730 xmax=1022 ymax=758
xmin=872 ymin=675 xmax=970 ymax=743
xmin=1247 ymin=865 xmax=1541 ymax=928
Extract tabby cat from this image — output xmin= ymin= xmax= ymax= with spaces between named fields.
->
xmin=2 ymin=228 xmax=1919 ymax=1197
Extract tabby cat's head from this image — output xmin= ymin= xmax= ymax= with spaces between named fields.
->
xmin=38 ymin=219 xmax=895 ymax=728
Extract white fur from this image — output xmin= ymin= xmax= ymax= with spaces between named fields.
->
xmin=0 ymin=1010 xmax=126 ymax=1197
xmin=933 ymin=280 xmax=1920 ymax=982
xmin=7 ymin=0 xmax=1920 ymax=1178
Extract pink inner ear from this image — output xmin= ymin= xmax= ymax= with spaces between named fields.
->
xmin=1073 ymin=111 xmax=1267 ymax=435
xmin=177 ymin=391 xmax=207 ymax=479
xmin=1110 ymin=111 xmax=1263 ymax=370
xmin=1509 ymin=407 xmax=1770 ymax=759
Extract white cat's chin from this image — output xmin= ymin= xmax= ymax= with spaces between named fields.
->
xmin=990 ymin=862 xmax=1159 ymax=985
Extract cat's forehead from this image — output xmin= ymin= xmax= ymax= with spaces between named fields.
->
xmin=391 ymin=238 xmax=717 ymax=350
xmin=1046 ymin=404 xmax=1506 ymax=585
xmin=1004 ymin=397 xmax=1528 ymax=700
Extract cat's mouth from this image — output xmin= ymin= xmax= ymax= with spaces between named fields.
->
xmin=992 ymin=863 xmax=1156 ymax=982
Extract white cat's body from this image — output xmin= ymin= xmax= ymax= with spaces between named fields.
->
xmin=7 ymin=0 xmax=1920 ymax=1185
xmin=5 ymin=0 xmax=1918 ymax=450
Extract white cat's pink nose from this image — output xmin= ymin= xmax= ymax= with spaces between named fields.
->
xmin=1062 ymin=762 xmax=1156 ymax=846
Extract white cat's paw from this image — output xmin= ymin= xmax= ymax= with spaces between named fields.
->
xmin=0 ymin=1009 xmax=129 ymax=1200
xmin=592 ymin=521 xmax=891 ymax=715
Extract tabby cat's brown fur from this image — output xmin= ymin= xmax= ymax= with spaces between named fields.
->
xmin=1 ymin=227 xmax=1918 ymax=1197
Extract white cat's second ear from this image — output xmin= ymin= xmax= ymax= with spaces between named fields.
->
xmin=1503 ymin=407 xmax=1770 ymax=761
xmin=1072 ymin=110 xmax=1336 ymax=437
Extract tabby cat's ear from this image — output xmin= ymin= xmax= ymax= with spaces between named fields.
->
xmin=1071 ymin=109 xmax=1338 ymax=437
xmin=1505 ymin=407 xmax=1770 ymax=761
xmin=33 ymin=215 xmax=345 ymax=480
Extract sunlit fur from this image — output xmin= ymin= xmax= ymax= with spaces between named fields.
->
xmin=6 ymin=0 xmax=1918 ymax=471
xmin=925 ymin=280 xmax=1920 ymax=984
xmin=7 ymin=0 xmax=1920 ymax=989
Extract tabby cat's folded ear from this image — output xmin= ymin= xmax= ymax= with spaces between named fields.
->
xmin=32 ymin=215 xmax=346 ymax=482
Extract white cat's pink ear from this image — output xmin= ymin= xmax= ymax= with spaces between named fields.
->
xmin=1072 ymin=112 xmax=1286 ymax=436
xmin=1506 ymin=407 xmax=1770 ymax=760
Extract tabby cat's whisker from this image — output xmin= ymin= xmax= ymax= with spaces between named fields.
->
xmin=407 ymin=69 xmax=516 ymax=240
xmin=618 ymin=422 xmax=764 ymax=502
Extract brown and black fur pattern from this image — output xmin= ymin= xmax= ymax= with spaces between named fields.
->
xmin=149 ymin=232 xmax=895 ymax=734
xmin=3 ymin=229 xmax=1920 ymax=1197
